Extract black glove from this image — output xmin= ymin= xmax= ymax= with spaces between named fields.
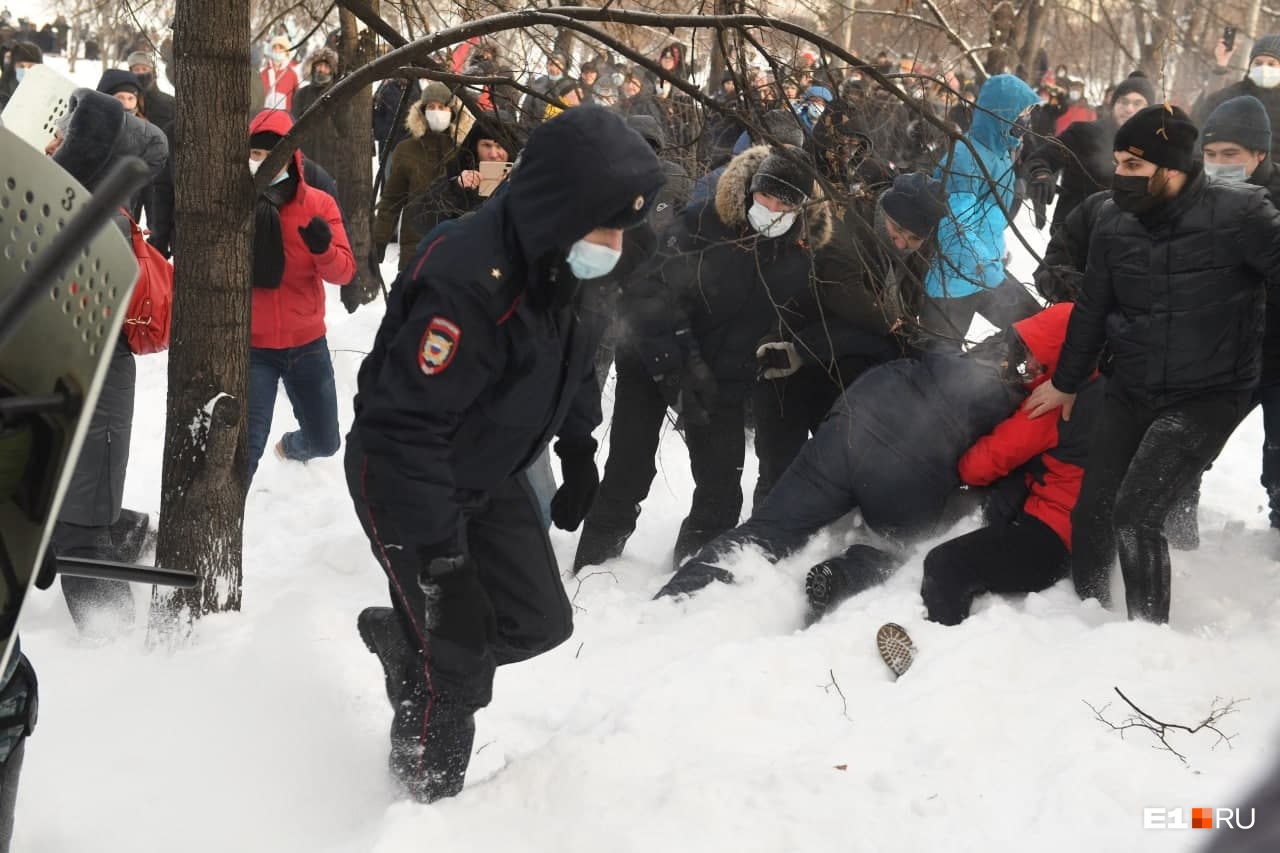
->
xmin=298 ymin=216 xmax=332 ymax=254
xmin=373 ymin=242 xmax=388 ymax=264
xmin=417 ymin=551 xmax=494 ymax=649
xmin=654 ymin=559 xmax=734 ymax=599
xmin=549 ymin=438 xmax=599 ymax=532
xmin=676 ymin=354 xmax=717 ymax=428
xmin=1027 ymin=169 xmax=1055 ymax=229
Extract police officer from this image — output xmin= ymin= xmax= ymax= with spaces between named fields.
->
xmin=345 ymin=106 xmax=663 ymax=803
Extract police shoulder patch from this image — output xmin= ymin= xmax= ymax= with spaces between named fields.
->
xmin=418 ymin=317 xmax=462 ymax=376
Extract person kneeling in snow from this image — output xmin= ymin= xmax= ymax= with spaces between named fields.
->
xmin=920 ymin=303 xmax=1103 ymax=625
xmin=655 ymin=306 xmax=1074 ymax=625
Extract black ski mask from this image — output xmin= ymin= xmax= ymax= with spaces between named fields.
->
xmin=1111 ymin=169 xmax=1167 ymax=216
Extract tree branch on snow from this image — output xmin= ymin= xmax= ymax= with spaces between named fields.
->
xmin=571 ymin=568 xmax=619 ymax=613
xmin=820 ymin=668 xmax=852 ymax=722
xmin=1084 ymin=687 xmax=1244 ymax=764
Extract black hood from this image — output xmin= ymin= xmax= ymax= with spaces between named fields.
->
xmin=54 ymin=88 xmax=168 ymax=192
xmin=503 ymin=105 xmax=665 ymax=259
xmin=454 ymin=110 xmax=524 ymax=172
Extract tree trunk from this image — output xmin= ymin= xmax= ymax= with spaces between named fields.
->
xmin=334 ymin=6 xmax=380 ymax=310
xmin=149 ymin=0 xmax=252 ymax=645
xmin=1017 ymin=0 xmax=1053 ymax=84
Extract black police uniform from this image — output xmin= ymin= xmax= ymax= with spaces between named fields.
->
xmin=344 ymin=106 xmax=663 ymax=802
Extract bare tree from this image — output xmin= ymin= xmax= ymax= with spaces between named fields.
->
xmin=149 ymin=0 xmax=253 ymax=644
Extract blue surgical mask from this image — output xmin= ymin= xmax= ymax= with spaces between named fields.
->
xmin=269 ymin=169 xmax=289 ymax=186
xmin=1204 ymin=162 xmax=1249 ymax=182
xmin=14 ymin=67 xmax=25 ymax=82
xmin=566 ymin=238 xmax=622 ymax=279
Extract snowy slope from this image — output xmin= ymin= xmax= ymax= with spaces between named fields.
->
xmin=13 ymin=57 xmax=1280 ymax=853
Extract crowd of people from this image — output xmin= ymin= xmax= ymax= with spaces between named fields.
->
xmin=2 ymin=23 xmax=1280 ymax=842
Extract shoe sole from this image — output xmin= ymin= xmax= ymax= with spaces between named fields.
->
xmin=876 ymin=622 xmax=916 ymax=678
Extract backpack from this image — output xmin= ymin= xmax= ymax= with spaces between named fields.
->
xmin=121 ymin=209 xmax=173 ymax=355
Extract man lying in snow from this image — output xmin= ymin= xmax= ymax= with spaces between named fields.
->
xmin=654 ymin=304 xmax=1074 ymax=625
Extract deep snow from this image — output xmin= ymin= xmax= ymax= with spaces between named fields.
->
xmin=11 ymin=56 xmax=1280 ymax=853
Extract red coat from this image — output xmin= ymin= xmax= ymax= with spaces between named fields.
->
xmin=1054 ymin=103 xmax=1097 ymax=136
xmin=957 ymin=303 xmax=1096 ymax=548
xmin=261 ymin=62 xmax=301 ymax=112
xmin=249 ymin=109 xmax=355 ymax=350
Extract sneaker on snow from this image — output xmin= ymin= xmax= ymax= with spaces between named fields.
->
xmin=358 ymin=606 xmax=414 ymax=704
xmin=876 ymin=622 xmax=916 ymax=678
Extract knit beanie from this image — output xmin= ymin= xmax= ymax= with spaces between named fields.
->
xmin=749 ymin=150 xmax=812 ymax=206
xmin=1110 ymin=74 xmax=1155 ymax=106
xmin=1202 ymin=95 xmax=1272 ymax=153
xmin=880 ymin=172 xmax=949 ymax=236
xmin=1112 ymin=104 xmax=1199 ymax=171
xmin=419 ymin=81 xmax=452 ymax=107
xmin=9 ymin=41 xmax=42 ymax=65
xmin=1250 ymin=34 xmax=1280 ymax=63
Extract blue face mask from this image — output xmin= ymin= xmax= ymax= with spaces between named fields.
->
xmin=14 ymin=67 xmax=26 ymax=83
xmin=566 ymin=238 xmax=622 ymax=279
xmin=1204 ymin=162 xmax=1249 ymax=182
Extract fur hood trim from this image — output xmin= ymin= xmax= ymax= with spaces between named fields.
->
xmin=715 ymin=144 xmax=833 ymax=248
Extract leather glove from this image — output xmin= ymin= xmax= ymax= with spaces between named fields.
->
xmin=1027 ymin=169 xmax=1055 ymax=229
xmin=549 ymin=438 xmax=599 ymax=532
xmin=297 ymin=216 xmax=333 ymax=254
xmin=374 ymin=241 xmax=388 ymax=264
xmin=654 ymin=559 xmax=734 ymax=599
xmin=756 ymin=341 xmax=802 ymax=380
xmin=676 ymin=354 xmax=717 ymax=428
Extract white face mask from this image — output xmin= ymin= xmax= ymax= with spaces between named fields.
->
xmin=424 ymin=109 xmax=451 ymax=133
xmin=748 ymin=201 xmax=798 ymax=238
xmin=566 ymin=238 xmax=622 ymax=279
xmin=1204 ymin=162 xmax=1250 ymax=181
xmin=272 ymin=50 xmax=289 ymax=64
xmin=248 ymin=158 xmax=262 ymax=175
xmin=1250 ymin=64 xmax=1280 ymax=89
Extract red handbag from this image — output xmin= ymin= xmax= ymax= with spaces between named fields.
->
xmin=120 ymin=209 xmax=173 ymax=355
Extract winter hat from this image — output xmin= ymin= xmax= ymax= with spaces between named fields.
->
xmin=1112 ymin=104 xmax=1199 ymax=171
xmin=269 ymin=35 xmax=290 ymax=51
xmin=804 ymin=85 xmax=833 ymax=103
xmin=879 ymin=172 xmax=949 ymax=237
xmin=97 ymin=69 xmax=142 ymax=97
xmin=551 ymin=77 xmax=581 ymax=99
xmin=757 ymin=108 xmax=806 ymax=148
xmin=1202 ymin=95 xmax=1273 ymax=153
xmin=749 ymin=149 xmax=812 ymax=206
xmin=626 ymin=114 xmax=665 ymax=152
xmin=125 ymin=50 xmax=154 ymax=69
xmin=53 ymin=89 xmax=126 ymax=191
xmin=9 ymin=41 xmax=42 ymax=65
xmin=419 ymin=81 xmax=452 ymax=107
xmin=1251 ymin=34 xmax=1280 ymax=63
xmin=1110 ymin=74 xmax=1155 ymax=106
xmin=249 ymin=128 xmax=283 ymax=150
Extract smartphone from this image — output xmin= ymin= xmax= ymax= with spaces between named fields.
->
xmin=1224 ymin=26 xmax=1237 ymax=51
xmin=477 ymin=161 xmax=513 ymax=197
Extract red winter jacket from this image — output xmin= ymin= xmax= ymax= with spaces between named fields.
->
xmin=261 ymin=62 xmax=301 ymax=112
xmin=249 ymin=109 xmax=355 ymax=350
xmin=1054 ymin=103 xmax=1097 ymax=135
xmin=958 ymin=303 xmax=1097 ymax=548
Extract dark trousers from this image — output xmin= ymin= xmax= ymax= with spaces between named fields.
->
xmin=247 ymin=336 xmax=341 ymax=481
xmin=919 ymin=275 xmax=1041 ymax=345
xmin=578 ymin=356 xmax=745 ymax=569
xmin=1257 ymin=382 xmax=1280 ymax=527
xmin=922 ymin=513 xmax=1069 ymax=626
xmin=752 ymin=366 xmax=846 ymax=507
xmin=1071 ymin=386 xmax=1250 ymax=622
xmin=0 ymin=739 xmax=22 ymax=853
xmin=346 ymin=443 xmax=572 ymax=798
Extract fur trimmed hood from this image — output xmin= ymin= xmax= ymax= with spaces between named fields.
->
xmin=302 ymin=46 xmax=338 ymax=81
xmin=406 ymin=81 xmax=456 ymax=138
xmin=715 ymin=144 xmax=833 ymax=248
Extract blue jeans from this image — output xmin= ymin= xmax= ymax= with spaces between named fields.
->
xmin=248 ymin=336 xmax=341 ymax=480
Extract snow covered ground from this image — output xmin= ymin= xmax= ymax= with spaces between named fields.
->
xmin=11 ymin=56 xmax=1280 ymax=853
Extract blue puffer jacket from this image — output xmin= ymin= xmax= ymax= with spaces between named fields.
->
xmin=926 ymin=74 xmax=1038 ymax=298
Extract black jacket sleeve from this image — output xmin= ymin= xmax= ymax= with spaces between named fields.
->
xmin=1033 ymin=190 xmax=1105 ymax=303
xmin=1052 ymin=209 xmax=1117 ymax=394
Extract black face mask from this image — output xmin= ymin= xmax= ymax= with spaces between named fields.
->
xmin=135 ymin=72 xmax=154 ymax=90
xmin=1111 ymin=170 xmax=1165 ymax=216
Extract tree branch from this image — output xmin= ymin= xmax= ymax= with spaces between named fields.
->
xmin=1085 ymin=686 xmax=1244 ymax=764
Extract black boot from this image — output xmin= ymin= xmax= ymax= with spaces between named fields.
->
xmin=357 ymin=606 xmax=414 ymax=705
xmin=572 ymin=500 xmax=640 ymax=574
xmin=388 ymin=681 xmax=476 ymax=803
xmin=52 ymin=523 xmax=135 ymax=638
xmin=804 ymin=545 xmax=900 ymax=625
xmin=109 ymin=508 xmax=153 ymax=563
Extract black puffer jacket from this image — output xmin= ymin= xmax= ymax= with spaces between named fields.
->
xmin=1024 ymin=116 xmax=1117 ymax=227
xmin=1054 ymin=167 xmax=1280 ymax=405
xmin=619 ymin=144 xmax=833 ymax=396
xmin=1033 ymin=189 xmax=1109 ymax=303
xmin=1250 ymin=158 xmax=1280 ymax=385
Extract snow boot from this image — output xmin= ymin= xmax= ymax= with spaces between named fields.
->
xmin=804 ymin=545 xmax=900 ymax=625
xmin=358 ymin=606 xmax=414 ymax=704
xmin=53 ymin=522 xmax=135 ymax=639
xmin=388 ymin=686 xmax=475 ymax=803
xmin=876 ymin=623 xmax=916 ymax=678
xmin=109 ymin=508 xmax=153 ymax=564
xmin=572 ymin=513 xmax=636 ymax=575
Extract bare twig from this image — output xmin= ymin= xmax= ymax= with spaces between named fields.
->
xmin=570 ymin=568 xmax=619 ymax=613
xmin=820 ymin=668 xmax=852 ymax=722
xmin=1085 ymin=686 xmax=1245 ymax=764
